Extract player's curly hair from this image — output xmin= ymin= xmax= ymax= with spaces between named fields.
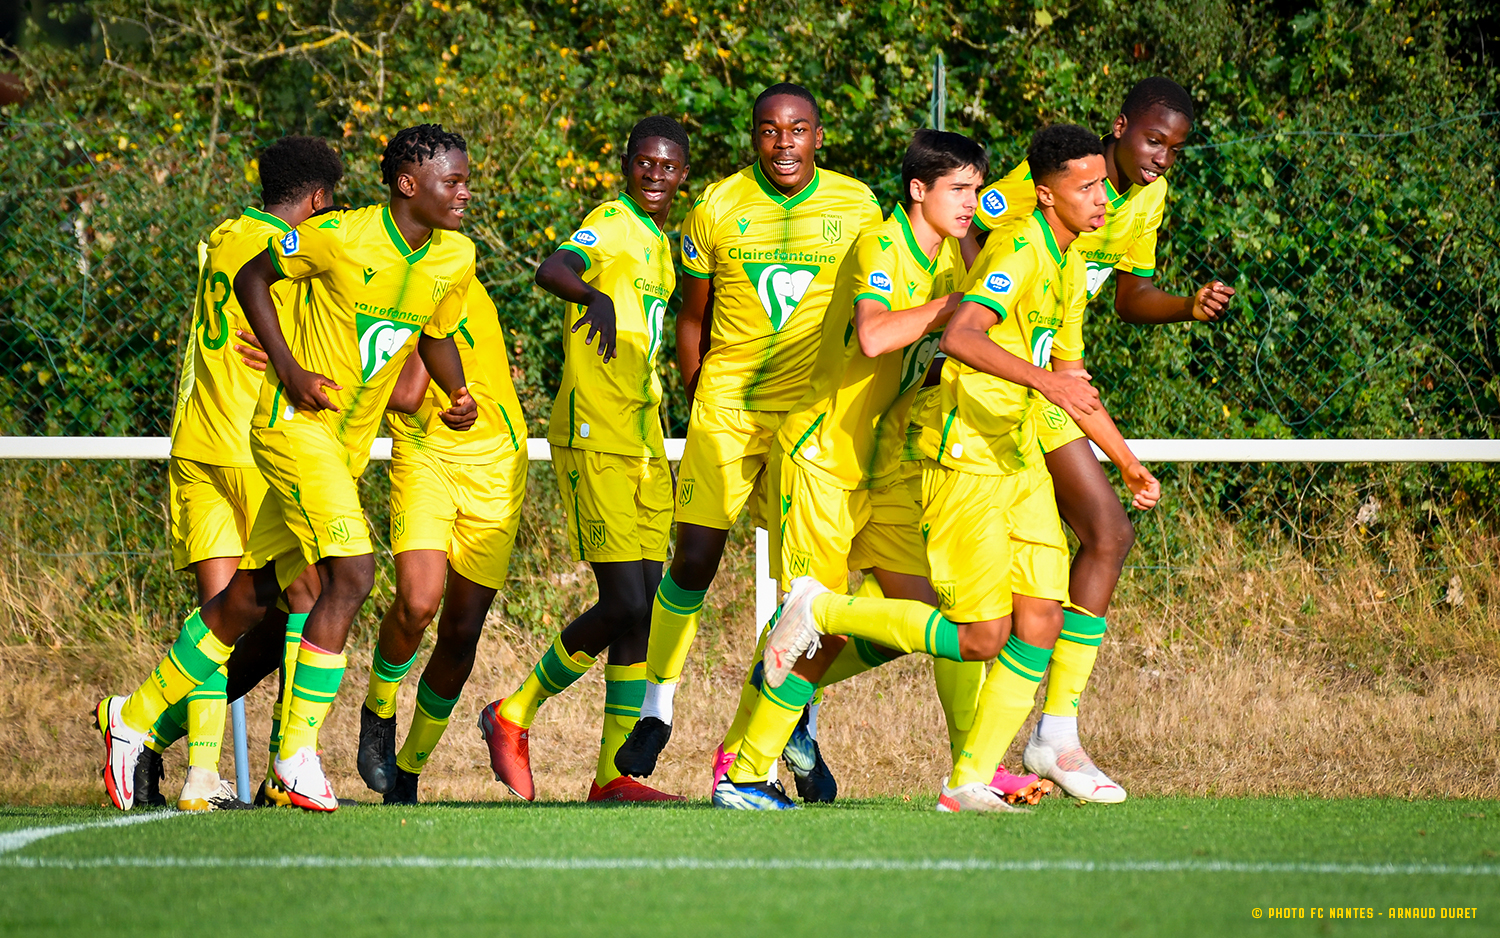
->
xmin=625 ymin=115 xmax=690 ymax=165
xmin=380 ymin=123 xmax=468 ymax=187
xmin=902 ymin=129 xmax=989 ymax=195
xmin=753 ymin=82 xmax=820 ymax=124
xmin=1121 ymin=76 xmax=1195 ymax=123
xmin=258 ymin=136 xmax=344 ymax=207
xmin=1028 ymin=124 xmax=1105 ymax=185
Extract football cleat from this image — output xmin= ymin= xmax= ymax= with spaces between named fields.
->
xmin=711 ymin=744 xmax=736 ymax=790
xmin=588 ymin=776 xmax=685 ymax=803
xmin=132 ymin=746 xmax=167 ymax=809
xmin=762 ymin=576 xmax=829 ymax=688
xmin=273 ymin=746 xmax=338 ymax=812
xmin=613 ymin=716 xmax=672 ymax=779
xmin=990 ymin=764 xmax=1053 ymax=806
xmin=936 ymin=777 xmax=1030 ymax=813
xmin=254 ymin=774 xmax=293 ymax=808
xmin=356 ymin=704 xmax=399 ymax=795
xmin=383 ymin=768 xmax=420 ymax=805
xmin=1022 ymin=728 xmax=1127 ymax=803
xmin=178 ymin=765 xmax=227 ymax=812
xmin=711 ymin=776 xmax=799 ymax=811
xmin=95 ymin=696 xmax=145 ymax=811
xmin=477 ymin=699 xmax=534 ymax=801
xmin=784 ymin=711 xmax=837 ymax=803
xmin=207 ymin=778 xmax=254 ymax=810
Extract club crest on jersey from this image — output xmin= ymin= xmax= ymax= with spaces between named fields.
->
xmin=279 ymin=230 xmax=300 ymax=255
xmin=356 ymin=313 xmax=417 ymax=382
xmin=678 ymin=478 xmax=695 ymax=506
xmin=573 ymin=227 xmax=599 ymax=246
xmin=745 ymin=261 xmax=819 ymax=330
xmin=981 ymin=190 xmax=1007 ymax=217
xmin=682 ymin=235 xmax=699 ymax=260
xmin=821 ymin=214 xmax=842 ymax=244
xmin=986 ymin=272 xmax=1013 ymax=294
xmin=431 ymin=275 xmax=454 ymax=303
xmin=868 ymin=270 xmax=893 ymax=292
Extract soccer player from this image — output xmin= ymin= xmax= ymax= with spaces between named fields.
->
xmin=614 ymin=84 xmax=884 ymax=779
xmin=133 ymin=137 xmax=341 ymax=812
xmin=763 ymin=124 xmax=1159 ymax=812
xmin=353 ymin=285 xmax=529 ymax=805
xmin=476 ymin=116 xmax=689 ymax=803
xmin=966 ymin=77 xmax=1234 ymax=802
xmin=94 ymin=123 xmax=478 ymax=812
xmin=711 ymin=129 xmax=982 ymax=809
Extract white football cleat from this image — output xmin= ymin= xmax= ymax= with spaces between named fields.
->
xmin=762 ymin=576 xmax=829 ymax=688
xmin=936 ymin=777 xmax=1030 ymax=813
xmin=177 ymin=766 xmax=247 ymax=812
xmin=273 ymin=746 xmax=339 ymax=812
xmin=95 ymin=696 xmax=146 ymax=811
xmin=1022 ymin=728 xmax=1127 ymax=803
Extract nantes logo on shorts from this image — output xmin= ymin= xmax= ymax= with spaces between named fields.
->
xmin=932 ymin=579 xmax=956 ymax=611
xmin=745 ymin=261 xmax=819 ymax=331
xmin=357 ymin=312 xmax=417 ymax=382
xmin=586 ymin=520 xmax=607 ymax=550
xmin=786 ymin=549 xmax=812 ymax=579
xmin=678 ymin=478 xmax=695 ymax=506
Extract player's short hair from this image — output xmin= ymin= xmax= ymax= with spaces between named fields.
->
xmin=753 ymin=82 xmax=820 ymax=124
xmin=1120 ymin=76 xmax=1195 ymax=123
xmin=258 ymin=136 xmax=343 ymax=207
xmin=626 ymin=115 xmax=690 ymax=163
xmin=1028 ymin=124 xmax=1105 ymax=185
xmin=902 ymin=129 xmax=989 ymax=196
xmin=380 ymin=123 xmax=468 ymax=187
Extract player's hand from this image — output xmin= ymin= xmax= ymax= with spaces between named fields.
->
xmin=438 ymin=385 xmax=477 ymax=431
xmin=1122 ymin=462 xmax=1161 ymax=510
xmin=573 ymin=291 xmax=618 ymax=363
xmin=1039 ymin=368 xmax=1100 ymax=420
xmin=1191 ymin=280 xmax=1235 ymax=322
xmin=284 ymin=364 xmax=342 ymax=413
xmin=233 ymin=329 xmax=270 ymax=372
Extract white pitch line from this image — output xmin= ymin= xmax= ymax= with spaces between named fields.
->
xmin=0 ymin=855 xmax=1495 ymax=876
xmin=0 ymin=811 xmax=179 ymax=854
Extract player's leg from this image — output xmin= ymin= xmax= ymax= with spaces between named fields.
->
xmin=255 ymin=567 xmax=318 ymax=806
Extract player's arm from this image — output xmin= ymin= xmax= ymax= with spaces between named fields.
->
xmin=536 ymin=248 xmax=617 ymax=363
xmin=939 ymin=299 xmax=1100 ymax=418
xmin=675 ymin=274 xmax=713 ymax=405
xmin=854 ymin=293 xmax=962 ymax=358
xmin=234 ymin=249 xmax=343 ymax=412
xmin=384 ymin=351 xmax=429 ymax=415
xmin=416 ymin=280 xmax=476 ymax=431
xmin=1114 ymin=272 xmax=1234 ymax=325
xmin=1051 ymin=357 xmax=1159 ymax=509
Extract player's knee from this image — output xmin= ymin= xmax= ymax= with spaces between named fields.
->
xmin=668 ymin=554 xmax=717 ymax=592
xmin=393 ymin=592 xmax=441 ymax=634
xmin=327 ymin=557 xmax=375 ymax=604
xmin=958 ymin=625 xmax=1006 ymax=661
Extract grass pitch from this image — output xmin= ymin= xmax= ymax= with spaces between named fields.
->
xmin=1 ymin=796 xmax=1496 ymax=936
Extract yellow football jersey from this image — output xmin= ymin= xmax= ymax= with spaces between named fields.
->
xmin=680 ymin=163 xmax=884 ymax=411
xmin=171 ymin=208 xmax=300 ymax=468
xmin=778 ymin=205 xmax=965 ymax=490
xmin=545 ymin=194 xmax=674 ymax=458
xmin=971 ymin=158 xmax=1165 ymax=297
xmin=386 ymin=287 xmax=527 ymax=463
xmin=919 ymin=209 xmax=1087 ymax=475
xmin=257 ymin=204 xmax=474 ymax=472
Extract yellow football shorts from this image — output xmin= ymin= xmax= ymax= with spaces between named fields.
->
xmin=553 ymin=445 xmax=672 ymax=564
xmin=389 ymin=444 xmax=529 ymax=589
xmin=1034 ymin=401 xmax=1088 ymax=453
xmin=168 ymin=458 xmax=271 ymax=570
xmin=243 ymin=418 xmax=373 ymax=590
xmin=920 ymin=460 xmax=1069 ymax=623
xmin=674 ymin=398 xmax=783 ymax=530
xmin=771 ymin=446 xmax=928 ymax=591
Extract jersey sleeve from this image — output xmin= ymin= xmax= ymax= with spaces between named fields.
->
xmin=972 ymin=162 xmax=1037 ymax=233
xmin=961 ymin=241 xmax=1037 ymax=322
xmin=858 ymin=189 xmax=884 ymax=233
xmin=1051 ymin=262 xmax=1088 ymax=363
xmin=558 ymin=202 xmax=623 ymax=274
xmin=422 ymin=262 xmax=475 ymax=340
xmin=851 ymin=228 xmax=897 ymax=309
xmin=267 ymin=214 xmax=341 ymax=281
xmin=1116 ymin=181 xmax=1166 ymax=277
xmin=678 ymin=195 xmax=715 ymax=280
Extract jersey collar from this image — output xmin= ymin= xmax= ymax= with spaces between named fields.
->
xmin=244 ymin=206 xmax=292 ymax=233
xmin=1104 ymin=176 xmax=1129 ymax=210
xmin=381 ymin=204 xmax=433 ymax=264
xmin=894 ymin=204 xmax=937 ymax=274
xmin=751 ymin=161 xmax=821 ymax=212
xmin=1029 ymin=208 xmax=1066 ymax=266
xmin=618 ymin=192 xmax=664 ymax=239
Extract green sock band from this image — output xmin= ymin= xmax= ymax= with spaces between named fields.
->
xmin=286 ymin=612 xmax=308 ymax=638
xmin=1059 ymin=609 xmax=1107 ymax=647
xmin=414 ymin=679 xmax=460 ymax=721
xmin=291 ymin=653 xmax=343 ymax=704
xmin=927 ymin=612 xmax=963 ymax=662
xmin=167 ymin=609 xmax=222 ymax=684
xmin=372 ymin=646 xmax=418 ymax=684
xmin=533 ymin=634 xmax=594 ymax=696
xmin=152 ymin=703 xmax=187 ymax=749
xmin=854 ymin=637 xmax=902 ymax=668
xmin=603 ymin=670 xmax=647 ymax=718
xmin=656 ymin=570 xmax=707 ymax=615
xmin=997 ymin=634 xmax=1053 ymax=682
xmin=762 ymin=672 xmax=817 ymax=712
xmin=185 ymin=666 xmax=228 ymax=703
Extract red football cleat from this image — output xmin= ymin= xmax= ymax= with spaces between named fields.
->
xmin=478 ymin=699 xmax=534 ymax=801
xmin=588 ymin=775 xmax=686 ymax=803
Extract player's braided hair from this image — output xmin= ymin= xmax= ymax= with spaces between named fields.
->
xmin=1120 ymin=76 xmax=1195 ymax=123
xmin=258 ymin=136 xmax=344 ymax=207
xmin=753 ymin=82 xmax=820 ymax=124
xmin=1028 ymin=124 xmax=1105 ymax=185
xmin=380 ymin=123 xmax=468 ymax=186
xmin=902 ymin=129 xmax=989 ymax=194
xmin=625 ymin=115 xmax=690 ymax=164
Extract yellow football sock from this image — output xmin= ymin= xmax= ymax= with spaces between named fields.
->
xmin=120 ymin=609 xmax=234 ymax=733
xmin=278 ymin=642 xmax=346 ymax=759
xmin=720 ymin=629 xmax=771 ymax=757
xmin=267 ymin=613 xmax=307 ymax=778
xmin=147 ymin=702 xmax=186 ymax=754
xmin=396 ymin=679 xmax=460 ymax=775
xmin=934 ymin=658 xmax=985 ymax=761
xmin=185 ymin=665 xmax=228 ymax=772
xmin=819 ymin=637 xmax=901 ymax=686
xmin=365 ymin=644 xmax=416 ymax=719
xmin=499 ymin=633 xmax=596 ymax=728
xmin=595 ymin=662 xmax=646 ymax=787
xmin=1042 ymin=608 xmax=1106 ymax=717
xmin=726 ymin=673 xmax=817 ymax=785
xmin=645 ymin=571 xmax=707 ymax=685
xmin=949 ymin=636 xmax=1051 ymax=788
xmin=811 ymin=593 xmax=963 ymax=661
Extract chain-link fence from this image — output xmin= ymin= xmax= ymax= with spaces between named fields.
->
xmin=1 ymin=107 xmax=1496 ymax=642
